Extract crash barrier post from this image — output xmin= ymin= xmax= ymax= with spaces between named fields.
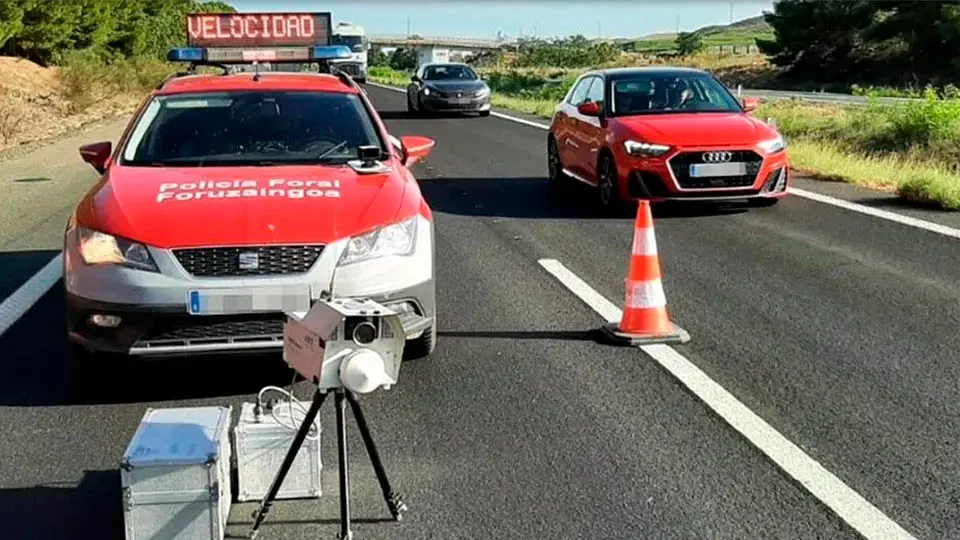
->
xmin=600 ymin=201 xmax=691 ymax=346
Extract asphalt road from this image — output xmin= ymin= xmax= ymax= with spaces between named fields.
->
xmin=0 ymin=84 xmax=958 ymax=540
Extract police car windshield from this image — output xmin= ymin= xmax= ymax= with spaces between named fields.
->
xmin=422 ymin=65 xmax=478 ymax=81
xmin=120 ymin=90 xmax=383 ymax=167
xmin=609 ymin=74 xmax=742 ymax=116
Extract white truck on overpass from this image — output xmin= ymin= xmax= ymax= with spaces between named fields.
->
xmin=330 ymin=21 xmax=369 ymax=83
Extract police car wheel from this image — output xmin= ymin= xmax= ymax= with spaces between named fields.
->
xmin=478 ymin=110 xmax=490 ymax=117
xmin=403 ymin=325 xmax=436 ymax=361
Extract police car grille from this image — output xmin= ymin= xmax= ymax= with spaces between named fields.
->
xmin=174 ymin=245 xmax=324 ymax=277
xmin=669 ymin=150 xmax=763 ymax=189
xmin=141 ymin=314 xmax=285 ymax=343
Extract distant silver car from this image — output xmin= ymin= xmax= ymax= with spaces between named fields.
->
xmin=406 ymin=62 xmax=491 ymax=117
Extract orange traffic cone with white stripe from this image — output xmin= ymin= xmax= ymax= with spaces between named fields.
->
xmin=600 ymin=201 xmax=690 ymax=346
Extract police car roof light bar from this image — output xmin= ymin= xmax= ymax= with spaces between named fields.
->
xmin=166 ymin=45 xmax=350 ymax=66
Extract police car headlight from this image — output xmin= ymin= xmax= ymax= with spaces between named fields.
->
xmin=758 ymin=135 xmax=786 ymax=154
xmin=338 ymin=217 xmax=418 ymax=266
xmin=77 ymin=227 xmax=158 ymax=272
xmin=476 ymin=87 xmax=490 ymax=97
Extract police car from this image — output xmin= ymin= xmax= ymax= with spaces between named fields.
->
xmin=64 ymin=13 xmax=439 ymax=377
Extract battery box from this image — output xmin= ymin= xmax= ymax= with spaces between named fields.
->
xmin=233 ymin=401 xmax=322 ymax=502
xmin=120 ymin=406 xmax=233 ymax=540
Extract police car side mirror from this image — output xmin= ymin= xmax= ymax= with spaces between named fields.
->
xmin=388 ymin=135 xmax=409 ymax=165
xmin=79 ymin=141 xmax=112 ymax=174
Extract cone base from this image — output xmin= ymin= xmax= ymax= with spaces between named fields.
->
xmin=599 ymin=321 xmax=691 ymax=347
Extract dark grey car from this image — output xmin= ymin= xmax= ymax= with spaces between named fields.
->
xmin=406 ymin=63 xmax=492 ymax=117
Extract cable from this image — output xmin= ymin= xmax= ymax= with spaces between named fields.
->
xmin=256 ymin=384 xmax=321 ymax=441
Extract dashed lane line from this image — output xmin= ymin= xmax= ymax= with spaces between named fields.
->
xmin=537 ymin=257 xmax=919 ymax=540
xmin=0 ymin=253 xmax=62 ymax=338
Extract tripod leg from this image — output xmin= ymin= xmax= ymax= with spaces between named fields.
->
xmin=344 ymin=390 xmax=407 ymax=520
xmin=248 ymin=388 xmax=327 ymax=539
xmin=335 ymin=390 xmax=353 ymax=540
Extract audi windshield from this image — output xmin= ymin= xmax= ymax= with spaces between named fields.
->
xmin=609 ymin=74 xmax=743 ymax=116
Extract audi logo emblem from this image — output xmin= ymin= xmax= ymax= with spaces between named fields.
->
xmin=702 ymin=151 xmax=733 ymax=163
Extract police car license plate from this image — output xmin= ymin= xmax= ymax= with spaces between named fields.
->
xmin=689 ymin=162 xmax=747 ymax=178
xmin=188 ymin=286 xmax=311 ymax=315
xmin=452 ymin=98 xmax=470 ymax=105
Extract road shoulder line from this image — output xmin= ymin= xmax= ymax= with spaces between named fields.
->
xmin=366 ymin=81 xmax=960 ymax=241
xmin=0 ymin=253 xmax=62 ymax=338
xmin=536 ymin=257 xmax=918 ymax=540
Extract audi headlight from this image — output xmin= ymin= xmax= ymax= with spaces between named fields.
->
xmin=624 ymin=140 xmax=671 ymax=157
xmin=338 ymin=217 xmax=418 ymax=266
xmin=758 ymin=135 xmax=786 ymax=154
xmin=77 ymin=227 xmax=158 ymax=272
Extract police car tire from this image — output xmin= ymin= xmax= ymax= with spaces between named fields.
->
xmin=403 ymin=325 xmax=436 ymax=361
xmin=479 ymin=110 xmax=490 ymax=117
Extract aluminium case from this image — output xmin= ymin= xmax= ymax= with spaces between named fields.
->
xmin=233 ymin=401 xmax=323 ymax=502
xmin=120 ymin=406 xmax=233 ymax=540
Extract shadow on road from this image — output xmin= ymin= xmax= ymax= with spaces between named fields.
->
xmin=0 ymin=286 xmax=298 ymax=408
xmin=439 ymin=329 xmax=604 ymax=344
xmin=0 ymin=470 xmax=124 ymax=540
xmin=418 ymin=176 xmax=750 ymax=220
xmin=377 ymin=109 xmax=488 ymax=121
xmin=0 ymin=249 xmax=60 ymax=300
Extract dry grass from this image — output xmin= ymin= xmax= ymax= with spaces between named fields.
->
xmin=0 ymin=54 xmax=177 ymax=154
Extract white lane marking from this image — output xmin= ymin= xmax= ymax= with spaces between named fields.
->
xmin=789 ymin=187 xmax=960 ymax=240
xmin=0 ymin=253 xmax=62 ymax=338
xmin=537 ymin=257 xmax=919 ymax=540
xmin=367 ymin=81 xmax=960 ymax=241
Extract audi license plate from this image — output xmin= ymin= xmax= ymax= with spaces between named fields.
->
xmin=689 ymin=162 xmax=747 ymax=178
xmin=188 ymin=285 xmax=311 ymax=315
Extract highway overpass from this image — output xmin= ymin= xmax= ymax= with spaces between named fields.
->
xmin=368 ymin=34 xmax=515 ymax=51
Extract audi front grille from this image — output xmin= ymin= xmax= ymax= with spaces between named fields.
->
xmin=668 ymin=150 xmax=764 ymax=190
xmin=173 ymin=245 xmax=324 ymax=278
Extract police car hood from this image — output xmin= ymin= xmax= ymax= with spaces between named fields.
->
xmin=91 ymin=165 xmax=410 ymax=249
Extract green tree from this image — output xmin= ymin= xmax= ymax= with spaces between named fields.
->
xmin=389 ymin=47 xmax=418 ymax=71
xmin=368 ymin=45 xmax=389 ymax=67
xmin=757 ymin=0 xmax=880 ymax=84
xmin=675 ymin=32 xmax=704 ymax=56
xmin=0 ymin=0 xmax=26 ymax=50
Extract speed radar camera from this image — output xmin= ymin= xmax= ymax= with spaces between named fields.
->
xmin=282 ymin=297 xmax=405 ymax=394
xmin=252 ymin=297 xmax=409 ymax=540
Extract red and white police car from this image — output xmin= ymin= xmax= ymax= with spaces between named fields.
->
xmin=63 ymin=14 xmax=439 ymax=378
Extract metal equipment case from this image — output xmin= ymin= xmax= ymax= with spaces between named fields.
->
xmin=233 ymin=401 xmax=323 ymax=502
xmin=120 ymin=406 xmax=233 ymax=540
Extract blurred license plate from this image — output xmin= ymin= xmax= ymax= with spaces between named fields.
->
xmin=452 ymin=98 xmax=470 ymax=105
xmin=689 ymin=162 xmax=747 ymax=177
xmin=188 ymin=286 xmax=310 ymax=315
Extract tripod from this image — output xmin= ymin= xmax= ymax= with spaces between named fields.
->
xmin=248 ymin=386 xmax=407 ymax=540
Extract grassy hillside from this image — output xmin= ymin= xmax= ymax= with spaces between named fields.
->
xmin=629 ymin=15 xmax=773 ymax=53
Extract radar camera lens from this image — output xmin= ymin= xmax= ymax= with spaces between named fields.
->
xmin=352 ymin=321 xmax=378 ymax=345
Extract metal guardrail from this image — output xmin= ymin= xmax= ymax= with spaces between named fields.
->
xmin=737 ymin=87 xmax=921 ymax=107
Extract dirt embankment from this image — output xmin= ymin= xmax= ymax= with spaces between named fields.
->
xmin=0 ymin=56 xmax=141 ymax=154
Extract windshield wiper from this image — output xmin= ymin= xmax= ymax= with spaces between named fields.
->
xmin=316 ymin=140 xmax=349 ymax=161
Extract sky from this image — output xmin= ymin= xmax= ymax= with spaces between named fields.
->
xmin=228 ymin=0 xmax=776 ymax=40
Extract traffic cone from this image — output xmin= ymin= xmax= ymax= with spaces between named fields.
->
xmin=600 ymin=201 xmax=690 ymax=346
